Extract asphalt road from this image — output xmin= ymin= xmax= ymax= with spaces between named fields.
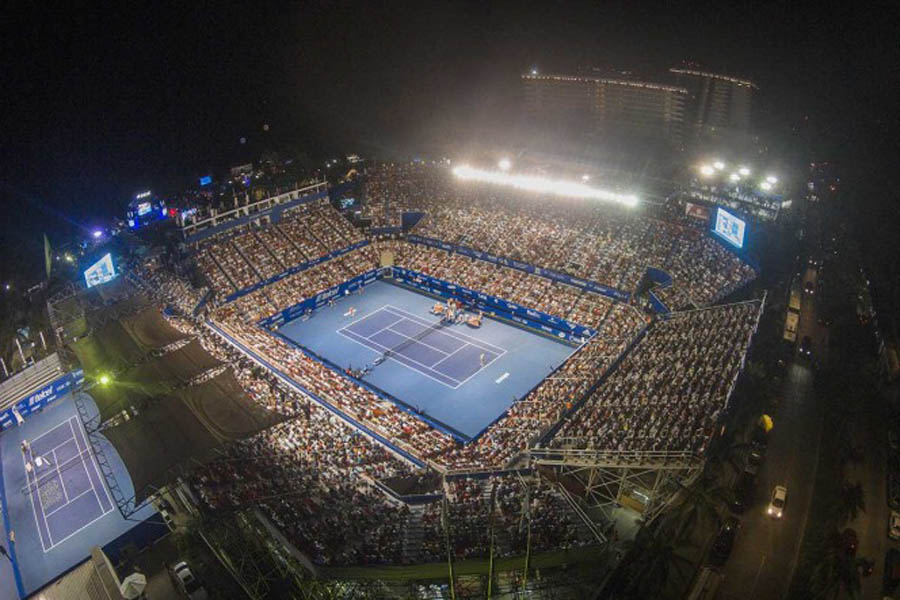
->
xmin=717 ymin=268 xmax=827 ymax=600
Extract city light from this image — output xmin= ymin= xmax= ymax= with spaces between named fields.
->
xmin=92 ymin=230 xmax=103 ymax=239
xmin=713 ymin=161 xmax=725 ymax=170
xmin=452 ymin=164 xmax=639 ymax=207
xmin=738 ymin=166 xmax=750 ymax=176
xmin=99 ymin=374 xmax=111 ymax=386
xmin=581 ymin=174 xmax=590 ymax=181
xmin=729 ymin=173 xmax=740 ymax=182
xmin=700 ymin=165 xmax=715 ymax=177
xmin=766 ymin=175 xmax=778 ymax=184
xmin=498 ymin=158 xmax=512 ymax=171
xmin=760 ymin=181 xmax=773 ymax=191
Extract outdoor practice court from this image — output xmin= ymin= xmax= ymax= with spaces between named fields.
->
xmin=275 ymin=280 xmax=576 ymax=440
xmin=22 ymin=415 xmax=114 ymax=552
xmin=0 ymin=392 xmax=156 ymax=597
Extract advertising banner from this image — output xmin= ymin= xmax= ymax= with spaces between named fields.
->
xmin=0 ymin=369 xmax=85 ymax=430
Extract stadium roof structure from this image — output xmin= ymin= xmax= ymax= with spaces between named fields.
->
xmin=99 ymin=369 xmax=286 ymax=511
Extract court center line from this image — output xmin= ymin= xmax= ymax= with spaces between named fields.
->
xmin=429 ymin=342 xmax=470 ymax=369
xmin=22 ymin=448 xmax=50 ymax=552
xmin=44 ymin=487 xmax=94 ymax=518
xmin=384 ymin=323 xmax=453 ymax=357
xmin=382 ymin=305 xmax=507 ymax=354
xmin=51 ymin=448 xmax=71 ymax=503
xmin=68 ymin=417 xmax=114 ymax=514
xmin=336 ymin=329 xmax=463 ymax=388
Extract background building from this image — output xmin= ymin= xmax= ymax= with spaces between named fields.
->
xmin=670 ymin=68 xmax=756 ymax=144
xmin=522 ymin=73 xmax=687 ymax=146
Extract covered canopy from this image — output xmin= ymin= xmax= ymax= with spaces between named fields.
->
xmin=122 ymin=307 xmax=190 ymax=350
xmin=102 ymin=369 xmax=286 ymax=505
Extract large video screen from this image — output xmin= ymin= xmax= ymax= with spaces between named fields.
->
xmin=137 ymin=201 xmax=152 ymax=216
xmin=84 ymin=253 xmax=117 ymax=288
xmin=713 ymin=207 xmax=747 ymax=249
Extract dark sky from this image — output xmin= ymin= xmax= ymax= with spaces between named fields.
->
xmin=2 ymin=1 xmax=898 ymax=282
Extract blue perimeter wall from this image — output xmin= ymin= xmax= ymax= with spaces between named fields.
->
xmin=0 ymin=369 xmax=85 ymax=431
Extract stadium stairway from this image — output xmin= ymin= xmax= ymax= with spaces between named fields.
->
xmin=229 ymin=239 xmax=265 ymax=285
xmin=208 ymin=250 xmax=239 ymax=293
xmin=274 ymin=223 xmax=311 ymax=263
xmin=252 ymin=230 xmax=287 ymax=272
xmin=401 ymin=504 xmax=427 ymax=563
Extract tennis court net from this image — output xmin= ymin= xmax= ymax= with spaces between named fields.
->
xmin=381 ymin=318 xmax=446 ymax=360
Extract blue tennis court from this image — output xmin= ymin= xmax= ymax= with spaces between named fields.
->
xmin=23 ymin=415 xmax=114 ymax=552
xmin=274 ymin=280 xmax=577 ymax=440
xmin=0 ymin=392 xmax=157 ymax=597
xmin=338 ymin=305 xmax=505 ymax=388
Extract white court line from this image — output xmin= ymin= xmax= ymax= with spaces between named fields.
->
xmin=429 ymin=343 xmax=469 ymax=370
xmin=336 ymin=329 xmax=464 ymax=389
xmin=384 ymin=323 xmax=452 ymax=358
xmin=27 ymin=418 xmax=73 ymax=446
xmin=68 ymin=418 xmax=114 ymax=515
xmin=382 ymin=305 xmax=507 ymax=354
xmin=51 ymin=448 xmax=70 ymax=503
xmin=340 ymin=304 xmax=406 ymax=332
xmin=22 ymin=447 xmax=50 ymax=552
xmin=44 ymin=487 xmax=93 ymax=517
xmin=449 ymin=347 xmax=505 ymax=389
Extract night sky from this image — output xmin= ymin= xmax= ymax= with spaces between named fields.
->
xmin=2 ymin=2 xmax=898 ymax=283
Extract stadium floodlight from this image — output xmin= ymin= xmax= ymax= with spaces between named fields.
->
xmin=713 ymin=161 xmax=725 ymax=170
xmin=700 ymin=165 xmax=715 ymax=177
xmin=452 ymin=164 xmax=639 ymax=207
xmin=498 ymin=158 xmax=512 ymax=171
xmin=729 ymin=172 xmax=740 ymax=182
xmin=92 ymin=230 xmax=102 ymax=239
xmin=738 ymin=166 xmax=750 ymax=176
xmin=531 ymin=68 xmax=538 ymax=75
xmin=581 ymin=174 xmax=590 ymax=181
xmin=766 ymin=175 xmax=778 ymax=184
xmin=99 ymin=374 xmax=111 ymax=386
xmin=760 ymin=181 xmax=773 ymax=191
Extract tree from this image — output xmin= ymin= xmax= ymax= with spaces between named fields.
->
xmin=610 ymin=519 xmax=694 ymax=599
xmin=832 ymin=482 xmax=865 ymax=526
xmin=667 ymin=470 xmax=733 ymax=539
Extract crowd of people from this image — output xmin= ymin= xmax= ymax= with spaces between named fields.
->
xmin=193 ymin=200 xmax=363 ymax=297
xmin=145 ymin=173 xmax=766 ymax=568
xmin=553 ymin=302 xmax=761 ymax=455
xmin=365 ymin=164 xmax=756 ymax=309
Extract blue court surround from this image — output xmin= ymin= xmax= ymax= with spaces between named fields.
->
xmin=274 ymin=280 xmax=576 ymax=440
xmin=0 ymin=393 xmax=155 ymax=597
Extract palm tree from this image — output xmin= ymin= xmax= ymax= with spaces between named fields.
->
xmin=612 ymin=519 xmax=694 ymax=599
xmin=667 ymin=471 xmax=733 ymax=539
xmin=833 ymin=482 xmax=866 ymax=525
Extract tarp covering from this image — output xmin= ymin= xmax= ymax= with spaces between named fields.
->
xmin=122 ymin=307 xmax=190 ymax=350
xmin=88 ymin=339 xmax=222 ymax=422
xmin=72 ymin=321 xmax=147 ymax=374
xmin=102 ymin=368 xmax=286 ymax=504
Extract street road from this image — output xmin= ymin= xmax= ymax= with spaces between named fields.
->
xmin=717 ymin=268 xmax=827 ymax=600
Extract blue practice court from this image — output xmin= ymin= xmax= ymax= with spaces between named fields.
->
xmin=275 ymin=279 xmax=577 ymax=440
xmin=0 ymin=392 xmax=156 ymax=598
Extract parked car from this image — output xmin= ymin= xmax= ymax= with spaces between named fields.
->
xmin=732 ymin=471 xmax=755 ymax=513
xmin=710 ymin=517 xmax=740 ymax=565
xmin=884 ymin=549 xmax=900 ymax=593
xmin=171 ymin=561 xmax=209 ymax=600
xmin=890 ymin=511 xmax=900 ymax=540
xmin=767 ymin=485 xmax=787 ymax=518
xmin=888 ymin=473 xmax=900 ymax=509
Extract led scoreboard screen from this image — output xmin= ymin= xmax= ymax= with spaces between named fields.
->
xmin=713 ymin=207 xmax=747 ymax=249
xmin=84 ymin=253 xmax=117 ymax=288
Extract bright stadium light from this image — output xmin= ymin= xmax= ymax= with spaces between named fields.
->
xmin=452 ymin=164 xmax=639 ymax=207
xmin=713 ymin=161 xmax=725 ymax=170
xmin=738 ymin=166 xmax=750 ymax=176
xmin=700 ymin=165 xmax=715 ymax=177
xmin=729 ymin=172 xmax=740 ymax=182
xmin=99 ymin=374 xmax=111 ymax=386
xmin=581 ymin=174 xmax=590 ymax=181
xmin=498 ymin=158 xmax=512 ymax=171
xmin=92 ymin=230 xmax=103 ymax=239
xmin=766 ymin=175 xmax=778 ymax=184
xmin=760 ymin=181 xmax=773 ymax=191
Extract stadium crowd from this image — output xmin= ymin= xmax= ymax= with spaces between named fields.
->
xmin=124 ymin=173 xmax=763 ymax=568
xmin=553 ymin=301 xmax=761 ymax=454
xmin=366 ymin=164 xmax=755 ymax=309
